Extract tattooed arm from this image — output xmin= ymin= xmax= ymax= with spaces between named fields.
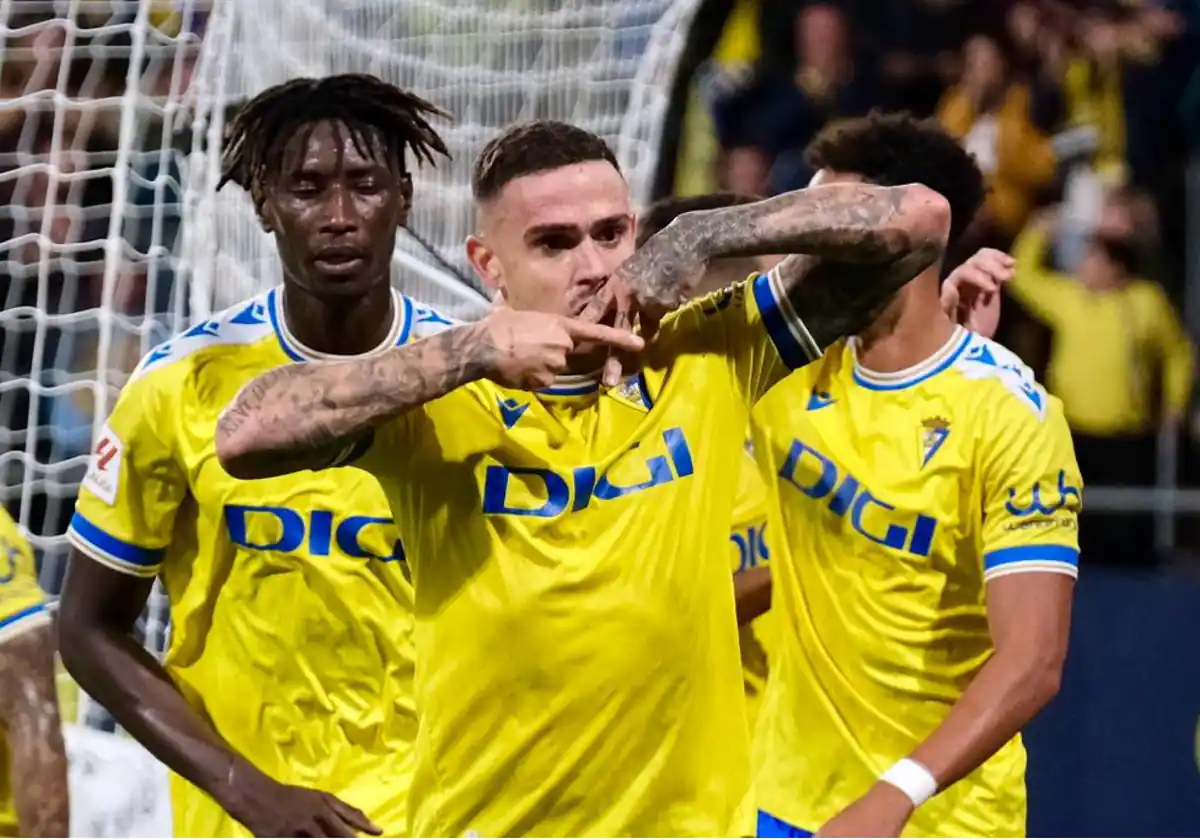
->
xmin=613 ymin=182 xmax=951 ymax=346
xmin=0 ymin=622 xmax=70 ymax=837
xmin=216 ymin=309 xmax=644 ymax=480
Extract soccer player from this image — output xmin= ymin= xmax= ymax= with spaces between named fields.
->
xmin=214 ymin=120 xmax=953 ymax=836
xmin=59 ymin=74 xmax=455 ymax=838
xmin=0 ymin=506 xmax=70 ymax=837
xmin=635 ymin=194 xmax=1016 ymax=736
xmin=746 ymin=114 xmax=1081 ymax=838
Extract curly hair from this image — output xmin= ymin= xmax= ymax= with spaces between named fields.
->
xmin=806 ymin=111 xmax=986 ymax=245
xmin=219 ymin=74 xmax=449 ymax=214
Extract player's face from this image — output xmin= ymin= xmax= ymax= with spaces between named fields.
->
xmin=468 ymin=161 xmax=635 ymax=316
xmin=262 ymin=119 xmax=411 ymax=299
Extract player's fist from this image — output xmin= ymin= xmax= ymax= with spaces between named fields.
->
xmin=941 ymin=247 xmax=1014 ymax=339
xmin=220 ymin=765 xmax=382 ymax=838
xmin=475 ymin=306 xmax=644 ymax=391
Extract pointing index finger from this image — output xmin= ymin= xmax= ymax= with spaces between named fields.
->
xmin=562 ymin=318 xmax=645 ymax=353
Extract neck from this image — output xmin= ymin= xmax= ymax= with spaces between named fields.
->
xmin=282 ymin=280 xmax=396 ymax=356
xmin=855 ymin=278 xmax=956 ymax=373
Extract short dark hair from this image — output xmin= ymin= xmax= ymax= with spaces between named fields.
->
xmin=806 ymin=111 xmax=986 ymax=245
xmin=219 ymin=74 xmax=449 ymax=213
xmin=472 ymin=120 xmax=620 ymax=203
xmin=637 ymin=193 xmax=760 ymax=247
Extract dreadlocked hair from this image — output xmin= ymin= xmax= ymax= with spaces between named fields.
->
xmin=219 ymin=73 xmax=450 ymax=213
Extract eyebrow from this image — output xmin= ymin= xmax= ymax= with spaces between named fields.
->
xmin=524 ymin=213 xmax=631 ymax=241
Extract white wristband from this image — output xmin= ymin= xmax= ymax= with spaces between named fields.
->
xmin=880 ymin=758 xmax=938 ymax=807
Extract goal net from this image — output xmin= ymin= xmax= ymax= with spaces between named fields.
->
xmin=1 ymin=0 xmax=698 ymax=829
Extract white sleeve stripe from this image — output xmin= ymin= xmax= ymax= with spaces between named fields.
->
xmin=67 ymin=529 xmax=161 ymax=579
xmin=767 ymin=267 xmax=822 ymax=360
xmin=0 ymin=606 xmax=52 ymax=646
xmin=984 ymin=560 xmax=1079 ymax=581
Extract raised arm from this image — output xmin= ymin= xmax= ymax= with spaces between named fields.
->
xmin=216 ymin=308 xmax=644 ymax=480
xmin=611 ymin=182 xmax=951 ymax=346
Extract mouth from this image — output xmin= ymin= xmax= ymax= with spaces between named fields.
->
xmin=313 ymin=247 xmax=367 ymax=274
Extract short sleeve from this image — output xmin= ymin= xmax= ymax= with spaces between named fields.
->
xmin=67 ymin=372 xmax=188 ymax=577
xmin=0 ymin=512 xmax=51 ymax=644
xmin=979 ymin=394 xmax=1082 ymax=581
xmin=657 ymin=273 xmax=819 ymax=407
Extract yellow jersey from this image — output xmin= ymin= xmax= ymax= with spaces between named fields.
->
xmin=68 ymin=287 xmax=454 ymax=837
xmin=0 ymin=507 xmax=51 ymax=836
xmin=347 ymin=274 xmax=811 ymax=837
xmin=751 ymin=326 xmax=1082 ymax=838
xmin=728 ymin=442 xmax=776 ymax=734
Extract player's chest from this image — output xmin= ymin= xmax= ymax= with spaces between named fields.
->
xmin=189 ymin=435 xmax=404 ymax=567
xmin=415 ymin=376 xmax=734 ymax=521
xmin=760 ymin=390 xmax=979 ymax=558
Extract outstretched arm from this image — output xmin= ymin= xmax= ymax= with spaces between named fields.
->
xmin=611 ymin=182 xmax=951 ymax=347
xmin=216 ymin=309 xmax=644 ymax=480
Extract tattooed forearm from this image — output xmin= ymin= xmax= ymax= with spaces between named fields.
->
xmin=624 ymin=183 xmax=950 ymax=319
xmin=0 ymin=623 xmax=70 ymax=838
xmin=217 ymin=323 xmax=499 ymax=479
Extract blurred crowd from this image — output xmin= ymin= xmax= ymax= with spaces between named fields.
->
xmin=671 ymin=0 xmax=1200 ymax=567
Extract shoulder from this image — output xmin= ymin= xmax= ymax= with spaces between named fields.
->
xmin=407 ymin=298 xmax=460 ymax=341
xmin=131 ymin=289 xmax=277 ymax=385
xmin=952 ymin=332 xmax=1051 ymax=423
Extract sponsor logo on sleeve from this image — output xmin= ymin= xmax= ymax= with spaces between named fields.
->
xmin=82 ymin=426 xmax=123 ymax=506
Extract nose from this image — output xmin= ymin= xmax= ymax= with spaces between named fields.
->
xmin=574 ymin=237 xmax=610 ymax=284
xmin=320 ymin=184 xmax=358 ymax=235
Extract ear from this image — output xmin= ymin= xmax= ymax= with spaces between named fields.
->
xmin=466 ymin=234 xmax=504 ymax=296
xmin=257 ymin=200 xmax=275 ymax=234
xmin=398 ymin=173 xmax=414 ymax=224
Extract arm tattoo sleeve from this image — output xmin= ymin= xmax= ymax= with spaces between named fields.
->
xmin=630 ymin=183 xmax=950 ymax=346
xmin=217 ymin=323 xmax=498 ymax=480
xmin=0 ymin=624 xmax=70 ymax=837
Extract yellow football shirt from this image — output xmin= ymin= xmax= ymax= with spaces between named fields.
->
xmin=68 ymin=288 xmax=453 ymax=837
xmin=347 ymin=273 xmax=813 ymax=837
xmin=752 ymin=326 xmax=1082 ymax=838
xmin=0 ymin=506 xmax=51 ymax=836
xmin=728 ymin=442 xmax=776 ymax=734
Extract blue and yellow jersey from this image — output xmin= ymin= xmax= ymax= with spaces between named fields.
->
xmin=728 ymin=441 xmax=776 ymax=734
xmin=68 ymin=287 xmax=454 ymax=838
xmin=346 ymin=273 xmax=812 ymax=838
xmin=0 ymin=507 xmax=51 ymax=836
xmin=751 ymin=325 xmax=1082 ymax=838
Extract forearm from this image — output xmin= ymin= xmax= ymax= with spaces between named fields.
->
xmin=907 ymin=648 xmax=1061 ymax=790
xmin=60 ymin=622 xmax=258 ymax=807
xmin=734 ymin=565 xmax=772 ymax=625
xmin=636 ymin=183 xmax=949 ymax=307
xmin=217 ymin=323 xmax=494 ymax=479
xmin=1 ymin=626 xmax=69 ymax=837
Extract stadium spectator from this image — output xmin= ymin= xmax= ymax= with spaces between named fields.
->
xmin=713 ymin=3 xmax=874 ymax=196
xmin=1009 ymin=197 xmax=1195 ymax=566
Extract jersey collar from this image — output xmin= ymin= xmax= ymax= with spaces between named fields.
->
xmin=536 ymin=372 xmax=601 ymax=397
xmin=267 ymin=286 xmax=414 ymax=362
xmin=849 ymin=325 xmax=970 ymax=391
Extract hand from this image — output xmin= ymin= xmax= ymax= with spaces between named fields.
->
xmin=817 ymin=781 xmax=914 ymax=838
xmin=941 ymin=247 xmax=1014 ymax=339
xmin=222 ymin=765 xmax=382 ymax=838
xmin=476 ymin=305 xmax=644 ymax=391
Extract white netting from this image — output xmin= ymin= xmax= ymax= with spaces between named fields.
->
xmin=182 ymin=0 xmax=698 ymax=316
xmin=2 ymin=0 xmax=699 ymax=742
xmin=0 ymin=1 xmax=205 ymax=697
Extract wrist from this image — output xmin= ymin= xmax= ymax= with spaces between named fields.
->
xmin=455 ymin=322 xmax=500 ymax=383
xmin=879 ymin=757 xmax=938 ymax=808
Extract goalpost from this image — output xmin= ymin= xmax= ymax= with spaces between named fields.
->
xmin=1 ymin=0 xmax=700 ymax=832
